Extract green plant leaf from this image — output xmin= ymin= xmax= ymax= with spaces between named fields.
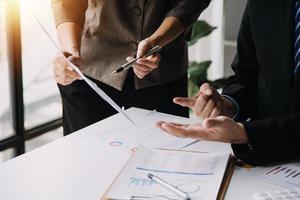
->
xmin=188 ymin=60 xmax=212 ymax=87
xmin=188 ymin=20 xmax=217 ymax=46
xmin=188 ymin=79 xmax=199 ymax=97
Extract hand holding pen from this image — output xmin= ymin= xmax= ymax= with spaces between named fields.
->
xmin=111 ymin=39 xmax=162 ymax=78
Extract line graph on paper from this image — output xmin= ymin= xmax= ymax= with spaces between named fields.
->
xmin=135 ymin=150 xmax=217 ymax=176
xmin=105 ymin=148 xmax=230 ymax=200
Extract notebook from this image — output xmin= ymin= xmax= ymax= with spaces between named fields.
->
xmin=101 ymin=146 xmax=235 ymax=200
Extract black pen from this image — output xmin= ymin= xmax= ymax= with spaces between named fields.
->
xmin=111 ymin=45 xmax=162 ymax=76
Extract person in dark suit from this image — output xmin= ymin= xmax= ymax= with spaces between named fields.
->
xmin=157 ymin=0 xmax=300 ymax=165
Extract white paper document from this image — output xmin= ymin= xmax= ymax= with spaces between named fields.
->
xmin=235 ymin=162 xmax=300 ymax=189
xmin=105 ymin=147 xmax=232 ymax=200
xmin=84 ymin=111 xmax=201 ymax=152
xmin=34 ymin=16 xmax=135 ymax=125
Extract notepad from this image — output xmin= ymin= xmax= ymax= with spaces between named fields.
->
xmin=102 ymin=146 xmax=235 ymax=200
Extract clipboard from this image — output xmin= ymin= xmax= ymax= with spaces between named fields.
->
xmin=217 ymin=155 xmax=236 ymax=200
xmin=101 ymin=147 xmax=236 ymax=200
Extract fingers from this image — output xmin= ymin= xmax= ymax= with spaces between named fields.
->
xmin=210 ymin=101 xmax=222 ymax=118
xmin=173 ymin=97 xmax=196 ymax=108
xmin=53 ymin=53 xmax=82 ymax=85
xmin=156 ymin=121 xmax=209 ymax=140
xmin=193 ymin=91 xmax=211 ymax=117
xmin=202 ymin=99 xmax=216 ymax=119
xmin=53 ymin=67 xmax=77 ymax=85
xmin=68 ymin=55 xmax=84 ymax=70
xmin=128 ymin=54 xmax=161 ymax=79
xmin=126 ymin=57 xmax=134 ymax=62
xmin=156 ymin=121 xmax=189 ymax=138
xmin=136 ymin=39 xmax=153 ymax=58
xmin=131 ymin=38 xmax=161 ymax=79
xmin=157 ymin=116 xmax=244 ymax=144
xmin=200 ymin=83 xmax=213 ymax=96
xmin=173 ymin=85 xmax=218 ymax=118
xmin=191 ymin=83 xmax=224 ymax=119
xmin=133 ymin=68 xmax=147 ymax=79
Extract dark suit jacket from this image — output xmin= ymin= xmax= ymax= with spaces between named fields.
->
xmin=51 ymin=0 xmax=210 ymax=90
xmin=222 ymin=0 xmax=300 ymax=165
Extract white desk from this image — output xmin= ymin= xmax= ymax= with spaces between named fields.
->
xmin=185 ymin=142 xmax=286 ymax=200
xmin=0 ymin=108 xmax=287 ymax=200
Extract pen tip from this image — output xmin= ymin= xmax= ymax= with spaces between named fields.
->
xmin=111 ymin=71 xmax=117 ymax=76
xmin=147 ymin=173 xmax=153 ymax=179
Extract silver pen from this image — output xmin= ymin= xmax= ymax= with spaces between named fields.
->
xmin=147 ymin=173 xmax=192 ymax=200
xmin=111 ymin=45 xmax=162 ymax=76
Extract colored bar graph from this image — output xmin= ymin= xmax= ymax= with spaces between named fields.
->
xmin=259 ymin=164 xmax=300 ymax=187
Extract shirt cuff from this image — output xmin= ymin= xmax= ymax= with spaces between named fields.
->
xmin=221 ymin=94 xmax=240 ymax=119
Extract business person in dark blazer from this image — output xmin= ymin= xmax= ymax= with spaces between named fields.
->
xmin=157 ymin=0 xmax=300 ymax=165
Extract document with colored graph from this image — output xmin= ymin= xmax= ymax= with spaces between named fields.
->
xmin=256 ymin=163 xmax=300 ymax=188
xmin=101 ymin=146 xmax=235 ymax=200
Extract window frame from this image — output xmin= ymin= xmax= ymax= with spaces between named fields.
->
xmin=0 ymin=0 xmax=62 ymax=156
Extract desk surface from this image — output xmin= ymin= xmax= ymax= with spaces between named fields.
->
xmin=0 ymin=108 xmax=286 ymax=200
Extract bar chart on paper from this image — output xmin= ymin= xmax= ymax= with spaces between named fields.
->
xmin=257 ymin=163 xmax=300 ymax=188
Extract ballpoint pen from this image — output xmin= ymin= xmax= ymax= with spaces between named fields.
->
xmin=147 ymin=173 xmax=192 ymax=200
xmin=111 ymin=45 xmax=162 ymax=76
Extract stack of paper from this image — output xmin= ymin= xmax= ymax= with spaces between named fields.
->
xmin=103 ymin=146 xmax=234 ymax=200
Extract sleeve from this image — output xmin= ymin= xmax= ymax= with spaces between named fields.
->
xmin=51 ymin=0 xmax=88 ymax=28
xmin=232 ymin=112 xmax=300 ymax=166
xmin=165 ymin=0 xmax=211 ymax=30
xmin=221 ymin=94 xmax=240 ymax=119
xmin=226 ymin=1 xmax=300 ymax=166
xmin=221 ymin=0 xmax=259 ymax=121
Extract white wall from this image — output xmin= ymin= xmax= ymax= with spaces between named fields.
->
xmin=188 ymin=0 xmax=247 ymax=80
xmin=188 ymin=0 xmax=225 ymax=80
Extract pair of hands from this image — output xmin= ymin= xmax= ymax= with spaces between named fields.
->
xmin=156 ymin=83 xmax=249 ymax=144
xmin=53 ymin=38 xmax=160 ymax=85
xmin=53 ymin=36 xmax=248 ymax=144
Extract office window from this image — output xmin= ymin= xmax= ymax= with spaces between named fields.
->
xmin=20 ymin=0 xmax=62 ymax=129
xmin=0 ymin=148 xmax=14 ymax=163
xmin=25 ymin=127 xmax=62 ymax=152
xmin=0 ymin=0 xmax=14 ymax=141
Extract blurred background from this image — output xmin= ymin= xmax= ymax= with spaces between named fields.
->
xmin=0 ymin=0 xmax=247 ymax=163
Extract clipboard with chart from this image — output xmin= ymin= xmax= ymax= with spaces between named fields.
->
xmin=101 ymin=146 xmax=236 ymax=200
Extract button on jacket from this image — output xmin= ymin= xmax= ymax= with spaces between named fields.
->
xmin=51 ymin=0 xmax=210 ymax=90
